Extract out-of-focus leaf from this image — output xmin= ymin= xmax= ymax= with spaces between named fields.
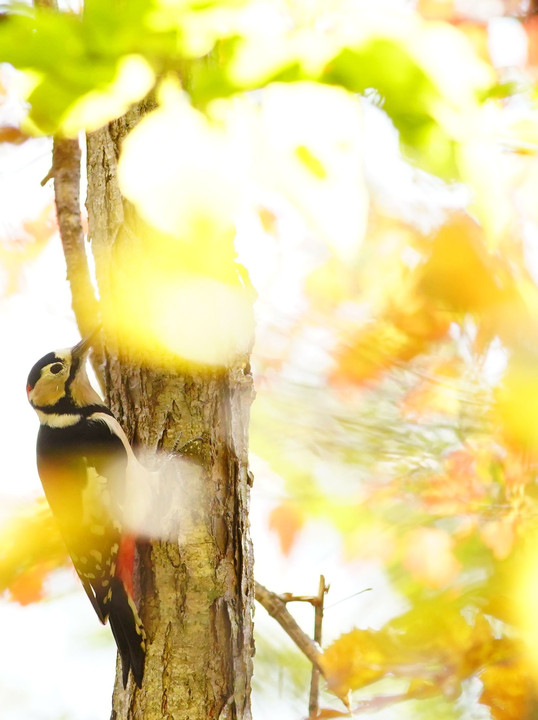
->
xmin=0 ymin=498 xmax=68 ymax=604
xmin=0 ymin=204 xmax=57 ymax=295
xmin=0 ymin=0 xmax=165 ymax=134
xmin=421 ymin=447 xmax=491 ymax=516
xmin=495 ymin=352 xmax=538 ymax=456
xmin=0 ymin=125 xmax=30 ymax=144
xmin=417 ymin=213 xmax=509 ymax=314
xmin=9 ymin=564 xmax=51 ymax=605
xmin=315 ymin=710 xmax=351 ymax=719
xmin=322 ymin=605 xmax=500 ymax=701
xmin=480 ymin=657 xmax=534 ymax=720
xmin=323 ymin=39 xmax=457 ymax=178
xmin=321 ymin=628 xmax=390 ymax=696
xmin=332 ymin=309 xmax=449 ymax=385
xmin=525 ymin=16 xmax=538 ymax=70
xmin=268 ymin=502 xmax=305 ymax=556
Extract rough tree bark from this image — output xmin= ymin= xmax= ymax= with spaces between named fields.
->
xmin=85 ymin=104 xmax=255 ymax=720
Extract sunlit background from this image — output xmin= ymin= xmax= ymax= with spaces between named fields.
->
xmin=3 ymin=0 xmax=538 ymax=718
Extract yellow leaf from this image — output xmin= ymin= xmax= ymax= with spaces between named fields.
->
xmin=418 ymin=213 xmax=507 ymax=314
xmin=61 ymin=56 xmax=155 ymax=137
xmin=0 ymin=499 xmax=67 ymax=603
xmin=321 ymin=628 xmax=389 ymax=696
xmin=511 ymin=531 xmax=538 ymax=679
xmin=496 ymin=353 xmax=538 ymax=455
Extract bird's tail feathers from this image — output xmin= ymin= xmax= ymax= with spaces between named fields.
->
xmin=108 ymin=577 xmax=146 ymax=688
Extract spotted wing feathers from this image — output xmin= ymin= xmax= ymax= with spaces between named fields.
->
xmin=36 ymin=414 xmax=146 ymax=686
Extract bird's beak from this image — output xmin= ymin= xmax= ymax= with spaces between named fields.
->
xmin=71 ymin=326 xmax=100 ymax=359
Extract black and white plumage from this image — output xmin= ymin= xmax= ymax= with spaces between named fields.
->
xmin=26 ymin=334 xmax=146 ymax=687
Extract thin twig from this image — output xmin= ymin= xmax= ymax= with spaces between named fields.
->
xmin=325 ymin=588 xmax=371 ymax=610
xmin=254 ymin=581 xmax=325 ymax=674
xmin=308 ymin=575 xmax=328 ymax=718
xmin=279 ymin=592 xmax=323 ymax=604
xmin=255 ymin=581 xmax=351 ymax=711
xmin=40 ymin=166 xmax=53 ymax=186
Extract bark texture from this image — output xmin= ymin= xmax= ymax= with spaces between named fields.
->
xmin=86 ymin=105 xmax=254 ymax=720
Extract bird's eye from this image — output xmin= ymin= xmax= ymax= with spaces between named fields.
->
xmin=49 ymin=363 xmax=63 ymax=375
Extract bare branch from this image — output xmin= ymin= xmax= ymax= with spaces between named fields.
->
xmin=255 ymin=581 xmax=351 ymax=711
xmin=52 ymin=137 xmax=100 ymax=337
xmin=255 ymin=581 xmax=325 ymax=673
xmin=52 ymin=137 xmax=104 ymax=386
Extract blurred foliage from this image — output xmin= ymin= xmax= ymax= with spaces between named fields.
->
xmin=0 ymin=0 xmax=495 ymax=178
xmin=0 ymin=499 xmax=67 ymax=604
xmin=3 ymin=0 xmax=538 ymax=718
xmin=0 ymin=203 xmax=57 ymax=295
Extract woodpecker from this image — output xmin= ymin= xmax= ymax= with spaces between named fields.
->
xmin=26 ymin=333 xmax=146 ymax=687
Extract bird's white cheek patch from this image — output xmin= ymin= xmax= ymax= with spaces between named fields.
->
xmin=30 ymin=374 xmax=67 ymax=408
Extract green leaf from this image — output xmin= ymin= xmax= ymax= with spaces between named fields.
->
xmin=322 ymin=39 xmax=458 ymax=178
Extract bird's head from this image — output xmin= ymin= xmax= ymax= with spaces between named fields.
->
xmin=27 ymin=330 xmax=101 ymax=412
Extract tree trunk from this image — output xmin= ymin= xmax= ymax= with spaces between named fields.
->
xmin=86 ymin=106 xmax=255 ymax=720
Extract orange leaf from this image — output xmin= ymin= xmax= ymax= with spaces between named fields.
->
xmin=422 ymin=447 xmax=491 ymax=515
xmin=332 ymin=310 xmax=449 ymax=385
xmin=0 ymin=125 xmax=30 ymax=145
xmin=418 ymin=213 xmax=508 ymax=315
xmin=9 ymin=564 xmax=49 ymax=605
xmin=525 ymin=17 xmax=538 ymax=69
xmin=480 ymin=659 xmax=533 ymax=720
xmin=268 ymin=503 xmax=305 ymax=555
